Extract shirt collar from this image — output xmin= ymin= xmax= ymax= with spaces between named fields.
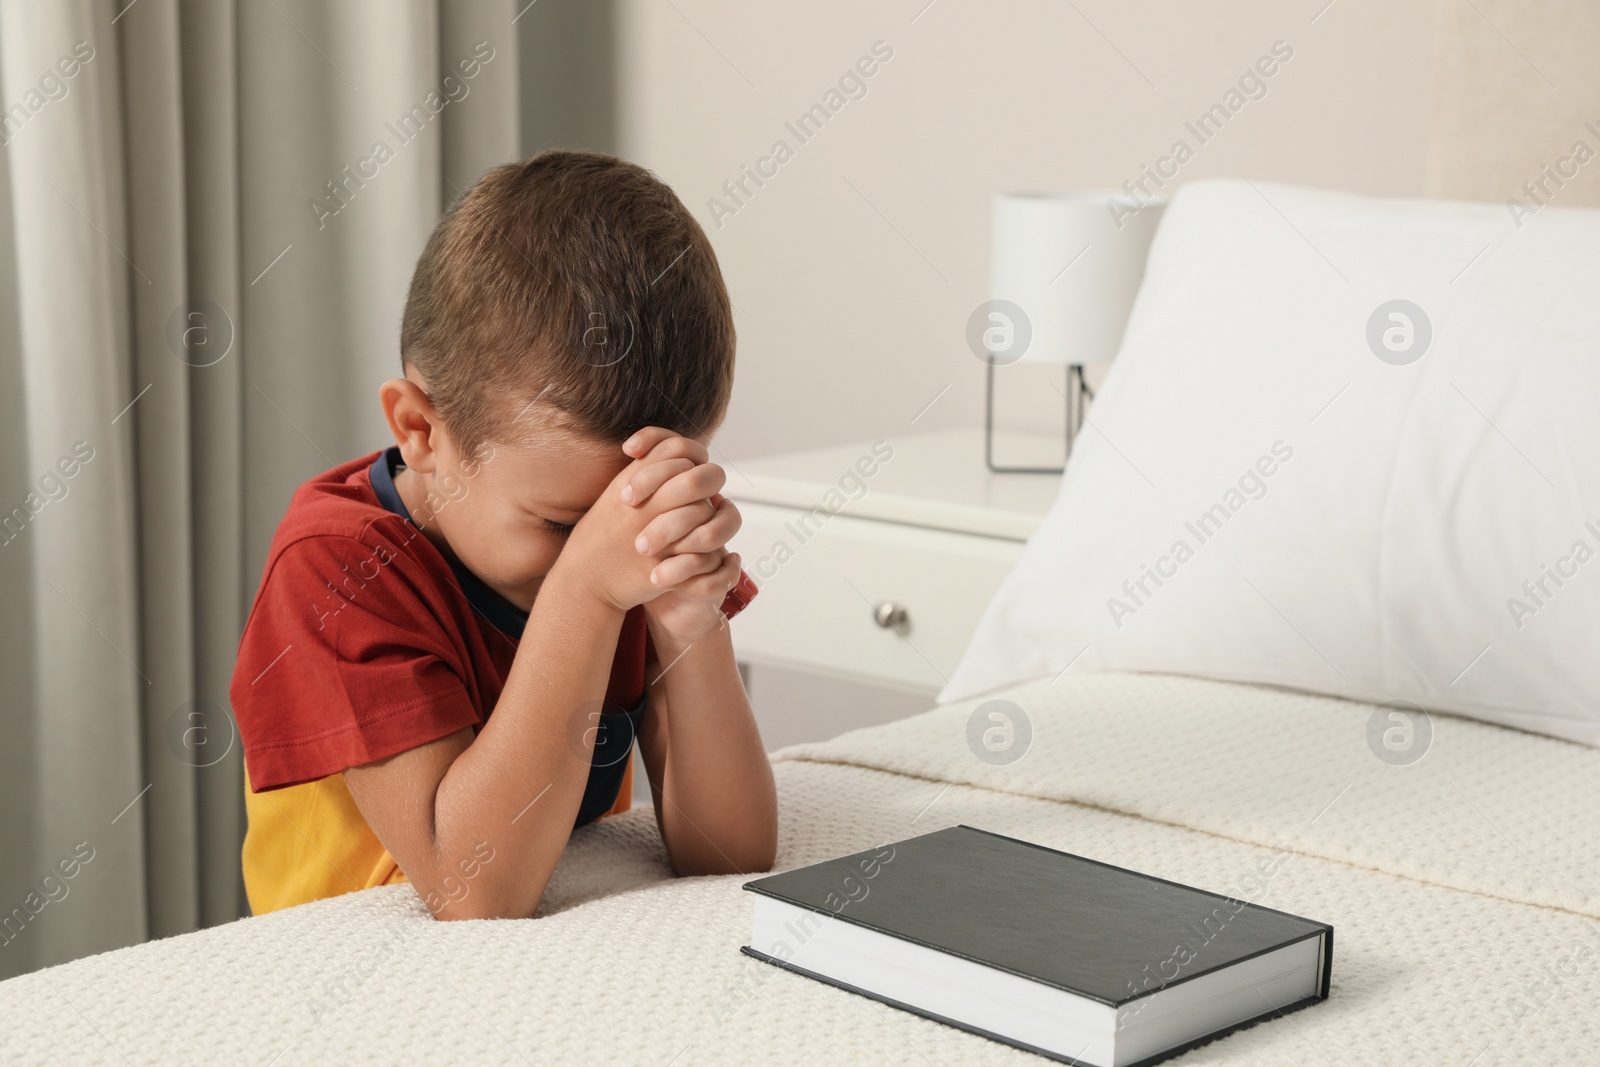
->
xmin=368 ymin=446 xmax=530 ymax=640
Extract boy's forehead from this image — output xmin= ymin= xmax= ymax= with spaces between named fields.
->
xmin=492 ymin=426 xmax=629 ymax=510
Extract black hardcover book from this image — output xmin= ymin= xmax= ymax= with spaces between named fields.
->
xmin=742 ymin=826 xmax=1331 ymax=1067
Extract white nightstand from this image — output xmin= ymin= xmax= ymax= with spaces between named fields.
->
xmin=724 ymin=427 xmax=1061 ymax=750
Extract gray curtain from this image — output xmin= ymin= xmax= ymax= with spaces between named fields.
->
xmin=0 ymin=0 xmax=518 ymax=980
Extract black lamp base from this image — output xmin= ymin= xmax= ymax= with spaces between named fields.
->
xmin=984 ymin=360 xmax=1092 ymax=474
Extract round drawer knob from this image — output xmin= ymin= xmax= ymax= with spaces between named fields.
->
xmin=873 ymin=602 xmax=909 ymax=632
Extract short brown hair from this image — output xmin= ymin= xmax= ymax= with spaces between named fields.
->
xmin=401 ymin=150 xmax=735 ymax=451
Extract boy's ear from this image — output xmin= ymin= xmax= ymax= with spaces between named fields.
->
xmin=379 ymin=375 xmax=444 ymax=474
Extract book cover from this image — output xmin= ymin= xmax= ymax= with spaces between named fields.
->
xmin=743 ymin=825 xmax=1331 ymax=1066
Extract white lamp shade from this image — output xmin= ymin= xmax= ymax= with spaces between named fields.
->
xmin=989 ymin=191 xmax=1165 ymax=365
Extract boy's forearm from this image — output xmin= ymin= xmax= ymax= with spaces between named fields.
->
xmin=427 ymin=563 xmax=625 ymax=918
xmin=644 ymin=623 xmax=777 ymax=876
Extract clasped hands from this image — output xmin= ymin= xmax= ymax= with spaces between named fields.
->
xmin=564 ymin=426 xmax=742 ymax=640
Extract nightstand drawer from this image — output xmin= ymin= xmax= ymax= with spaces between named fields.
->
xmin=729 ymin=501 xmax=1024 ymax=691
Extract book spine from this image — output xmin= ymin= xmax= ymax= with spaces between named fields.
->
xmin=1318 ymin=928 xmax=1334 ymax=999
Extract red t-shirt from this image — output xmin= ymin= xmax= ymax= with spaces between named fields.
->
xmin=231 ymin=448 xmax=756 ymax=794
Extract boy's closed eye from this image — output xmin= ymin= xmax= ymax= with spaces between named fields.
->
xmin=528 ymin=499 xmax=589 ymax=538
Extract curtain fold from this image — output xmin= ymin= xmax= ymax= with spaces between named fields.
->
xmin=178 ymin=0 xmax=248 ymax=933
xmin=126 ymin=0 xmax=203 ymax=943
xmin=0 ymin=0 xmax=518 ymax=980
xmin=1 ymin=0 xmax=147 ymax=974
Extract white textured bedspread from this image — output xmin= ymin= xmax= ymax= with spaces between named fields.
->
xmin=3 ymin=673 xmax=1597 ymax=1065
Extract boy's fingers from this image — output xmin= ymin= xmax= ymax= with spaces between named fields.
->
xmin=647 ymin=463 xmax=726 ymax=512
xmin=635 ymin=493 xmax=737 ymax=555
xmin=671 ymin=552 xmax=742 ymax=599
xmin=635 ymin=500 xmax=724 ymax=556
xmin=622 ymin=427 xmax=677 ymax=459
xmin=650 ymin=551 xmax=723 ymax=588
xmin=668 ymin=500 xmax=740 ymax=554
xmin=641 ymin=435 xmax=708 ymax=468
xmin=619 ymin=458 xmax=695 ymax=506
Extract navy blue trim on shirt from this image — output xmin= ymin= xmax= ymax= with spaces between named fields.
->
xmin=368 ymin=445 xmax=640 ymax=827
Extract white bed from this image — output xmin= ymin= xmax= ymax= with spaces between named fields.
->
xmin=3 ymin=671 xmax=1596 ymax=1065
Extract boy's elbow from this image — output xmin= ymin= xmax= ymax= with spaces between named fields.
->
xmin=671 ymin=832 xmax=777 ymax=878
xmin=425 ymin=880 xmax=546 ymax=922
xmin=432 ymin=898 xmax=536 ymax=922
xmin=741 ymin=835 xmax=778 ymax=875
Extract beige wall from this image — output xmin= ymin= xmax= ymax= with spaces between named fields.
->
xmin=1428 ymin=0 xmax=1600 ymax=209
xmin=615 ymin=0 xmax=1438 ymax=460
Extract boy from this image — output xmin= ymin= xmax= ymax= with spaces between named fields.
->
xmin=230 ymin=151 xmax=777 ymax=919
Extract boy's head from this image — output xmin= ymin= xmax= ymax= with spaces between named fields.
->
xmin=400 ymin=149 xmax=734 ymax=453
xmin=381 ymin=151 xmax=734 ymax=604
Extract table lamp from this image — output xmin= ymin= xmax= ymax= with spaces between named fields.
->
xmin=982 ymin=191 xmax=1165 ymax=472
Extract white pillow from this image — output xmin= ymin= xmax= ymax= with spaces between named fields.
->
xmin=944 ymin=179 xmax=1600 ymax=747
